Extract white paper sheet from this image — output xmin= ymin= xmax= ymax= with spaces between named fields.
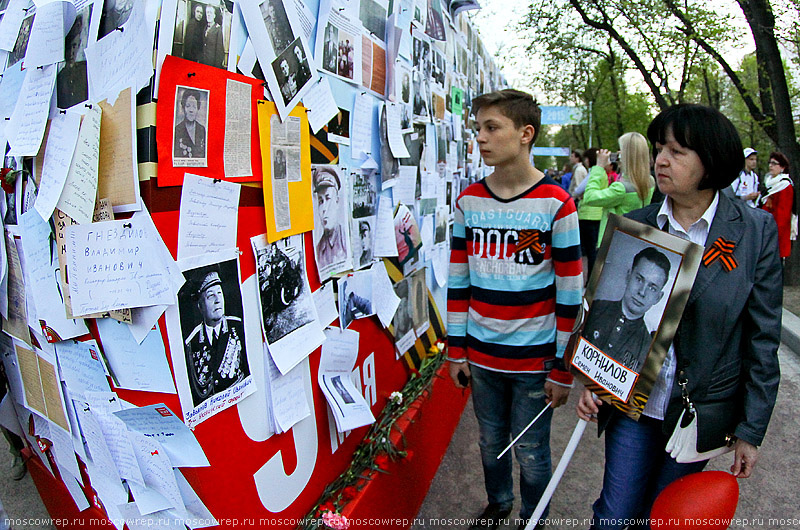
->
xmin=304 ymin=77 xmax=339 ymax=134
xmin=54 ymin=339 xmax=112 ymax=398
xmin=7 ymin=64 xmax=57 ymax=157
xmin=56 ymin=105 xmax=102 ymax=225
xmin=0 ymin=61 xmax=26 ymax=150
xmin=177 ymin=174 xmax=241 ymax=261
xmin=18 ymin=210 xmax=89 ymax=341
xmin=62 ymin=470 xmax=91 ymax=512
xmin=171 ymin=470 xmax=218 ymax=529
xmin=114 ymin=404 xmax=209 ymax=468
xmin=386 ymin=101 xmax=411 ymax=158
xmin=371 ymin=261 xmax=401 ymax=327
xmin=84 ymin=0 xmax=153 ymax=103
xmin=265 ymin=352 xmax=310 ymax=433
xmin=75 ymin=400 xmax=127 ymax=502
xmin=374 ymin=191 xmax=399 ymax=257
xmin=95 ymin=319 xmax=176 ymax=394
xmin=318 ymin=327 xmax=374 ymax=432
xmin=66 ymin=219 xmax=177 ymax=316
xmin=24 ymin=1 xmax=74 ymax=68
xmin=127 ymin=431 xmax=185 ymax=515
xmin=223 ymin=79 xmax=253 ymax=178
xmin=350 ymin=92 xmax=373 ymax=159
xmin=34 ymin=111 xmax=81 ymax=221
xmin=117 ymin=502 xmax=183 ymax=530
xmin=92 ymin=406 xmax=145 ymax=486
xmin=394 ymin=166 xmax=417 ymax=206
xmin=312 ymin=281 xmax=338 ymax=328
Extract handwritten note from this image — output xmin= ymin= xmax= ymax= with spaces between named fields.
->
xmin=54 ymin=340 xmax=111 ymax=398
xmin=266 ymin=353 xmax=310 ymax=433
xmin=35 ymin=112 xmax=81 ymax=221
xmin=95 ymin=319 xmax=176 ymax=394
xmin=351 ymin=92 xmax=374 ymax=159
xmin=66 ymin=219 xmax=177 ymax=316
xmin=15 ymin=343 xmax=70 ymax=432
xmin=24 ymin=1 xmax=71 ymax=68
xmin=177 ymin=174 xmax=241 ymax=260
xmin=7 ymin=64 xmax=58 ymax=157
xmin=223 ymin=79 xmax=253 ymax=178
xmin=84 ymin=0 xmax=152 ymax=103
xmin=304 ymin=77 xmax=339 ymax=134
xmin=57 ymin=106 xmax=102 ymax=224
xmin=386 ymin=102 xmax=411 ymax=158
xmin=128 ymin=431 xmax=185 ymax=515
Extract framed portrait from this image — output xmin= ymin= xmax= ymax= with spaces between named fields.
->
xmin=173 ymin=85 xmax=210 ymax=167
xmin=567 ymin=214 xmax=703 ymax=419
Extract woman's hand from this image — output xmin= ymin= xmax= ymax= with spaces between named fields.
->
xmin=596 ymin=149 xmax=611 ymax=168
xmin=731 ymin=439 xmax=759 ymax=478
xmin=576 ymin=387 xmax=601 ymax=422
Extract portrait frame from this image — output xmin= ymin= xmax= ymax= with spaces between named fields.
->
xmin=567 ymin=214 xmax=703 ymax=419
xmin=172 ymin=85 xmax=210 ymax=167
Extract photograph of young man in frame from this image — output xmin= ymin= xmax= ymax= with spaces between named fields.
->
xmin=567 ymin=214 xmax=703 ymax=419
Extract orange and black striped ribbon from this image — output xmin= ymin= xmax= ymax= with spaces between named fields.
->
xmin=702 ymin=237 xmax=737 ymax=271
xmin=516 ymin=229 xmax=543 ymax=255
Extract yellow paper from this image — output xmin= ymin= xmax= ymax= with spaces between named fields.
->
xmin=258 ymin=101 xmax=314 ymax=242
xmin=98 ymin=87 xmax=138 ymax=210
xmin=15 ymin=344 xmax=70 ymax=432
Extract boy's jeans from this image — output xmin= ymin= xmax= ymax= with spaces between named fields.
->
xmin=470 ymin=364 xmax=552 ymax=521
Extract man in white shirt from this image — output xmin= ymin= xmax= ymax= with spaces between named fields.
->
xmin=568 ymin=149 xmax=587 ymax=197
xmin=730 ymin=147 xmax=760 ymax=207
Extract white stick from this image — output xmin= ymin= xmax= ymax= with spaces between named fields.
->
xmin=496 ymin=402 xmax=551 ymax=460
xmin=525 ymin=419 xmax=589 ymax=529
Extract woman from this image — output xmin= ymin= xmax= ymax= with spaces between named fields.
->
xmin=577 ymin=104 xmax=782 ymax=530
xmin=173 ymin=89 xmax=206 ymax=159
xmin=183 ymin=4 xmax=206 ymax=63
xmin=582 ymin=132 xmax=655 ymax=247
xmin=760 ymin=151 xmax=793 ymax=261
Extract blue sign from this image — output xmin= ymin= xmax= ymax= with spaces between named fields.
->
xmin=540 ymin=106 xmax=585 ymax=125
xmin=532 ymin=147 xmax=571 ymax=157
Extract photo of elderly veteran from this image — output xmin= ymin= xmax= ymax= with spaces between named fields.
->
xmin=313 ymin=166 xmax=348 ymax=270
xmin=582 ymin=247 xmax=671 ymax=373
xmin=182 ymin=267 xmax=249 ymax=407
xmin=173 ymin=88 xmax=207 ymax=160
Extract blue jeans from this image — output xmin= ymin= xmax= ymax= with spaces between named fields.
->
xmin=470 ymin=365 xmax=552 ymax=520
xmin=591 ymin=413 xmax=708 ymax=530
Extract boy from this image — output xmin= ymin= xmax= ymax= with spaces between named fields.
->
xmin=447 ymin=89 xmax=582 ymax=530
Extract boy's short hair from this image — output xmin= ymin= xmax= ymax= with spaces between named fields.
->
xmin=472 ymin=89 xmax=541 ymax=146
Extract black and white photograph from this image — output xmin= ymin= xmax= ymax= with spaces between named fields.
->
xmin=570 ymin=215 xmax=704 ymax=417
xmin=254 ymin=235 xmax=315 ymax=345
xmin=7 ymin=13 xmax=33 ymax=67
xmin=57 ymin=5 xmax=92 ymax=109
xmin=351 ymin=167 xmax=378 ymax=219
xmin=359 ymin=0 xmax=387 ymax=40
xmin=379 ymin=104 xmax=400 ymax=186
xmin=321 ymin=22 xmax=338 ymax=74
xmin=177 ymin=259 xmax=250 ymax=408
xmin=173 ymin=86 xmax=210 ymax=166
xmin=327 ymin=109 xmax=350 ymax=145
xmin=330 ymin=375 xmax=355 ymax=404
xmin=312 ymin=165 xmax=352 ymax=279
xmin=425 ymin=0 xmax=446 ymax=41
xmin=98 ymin=0 xmax=134 ymax=39
xmin=271 ymin=38 xmax=313 ymax=106
xmin=353 ymin=217 xmax=375 ymax=269
xmin=337 ymin=31 xmax=355 ymax=80
xmin=412 ymin=70 xmax=430 ymax=120
xmin=260 ymin=0 xmax=294 ymax=55
xmin=409 ymin=268 xmax=429 ymax=336
xmin=337 ymin=272 xmax=374 ymax=330
xmin=434 ymin=205 xmax=448 ymax=245
xmin=392 ymin=276 xmax=414 ymax=340
xmin=170 ymin=1 xmax=233 ymax=70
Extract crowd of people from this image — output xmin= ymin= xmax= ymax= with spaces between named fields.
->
xmin=447 ymin=89 xmax=791 ymax=530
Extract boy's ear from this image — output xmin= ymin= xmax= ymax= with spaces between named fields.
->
xmin=521 ymin=124 xmax=536 ymax=146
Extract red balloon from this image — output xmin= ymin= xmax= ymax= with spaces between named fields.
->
xmin=651 ymin=471 xmax=739 ymax=530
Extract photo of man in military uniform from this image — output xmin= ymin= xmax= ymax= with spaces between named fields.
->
xmin=312 ymin=166 xmax=350 ymax=275
xmin=181 ymin=265 xmax=249 ymax=407
xmin=582 ymin=247 xmax=671 ymax=373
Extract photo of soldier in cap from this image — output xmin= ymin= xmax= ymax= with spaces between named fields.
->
xmin=311 ymin=165 xmax=351 ymax=278
xmin=178 ymin=259 xmax=250 ymax=407
xmin=582 ymin=240 xmax=679 ymax=373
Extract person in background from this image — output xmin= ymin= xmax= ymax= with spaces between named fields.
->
xmin=448 ymin=89 xmax=582 ymax=530
xmin=560 ymin=163 xmax=573 ymax=192
xmin=568 ymin=149 xmax=587 ymax=196
xmin=582 ymin=132 xmax=655 ymax=248
xmin=731 ymin=147 xmax=761 ymax=208
xmin=573 ymin=147 xmax=602 ymax=277
xmin=578 ymin=103 xmax=781 ymax=530
xmin=760 ymin=151 xmax=794 ymax=263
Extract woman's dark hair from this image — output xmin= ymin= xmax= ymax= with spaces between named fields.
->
xmin=768 ymin=151 xmax=790 ymax=174
xmin=646 ymin=104 xmax=743 ymax=190
xmin=583 ymin=147 xmax=598 ymax=168
xmin=181 ymin=88 xmax=202 ymax=110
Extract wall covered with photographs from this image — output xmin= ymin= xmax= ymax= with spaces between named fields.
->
xmin=0 ymin=0 xmax=502 ymax=526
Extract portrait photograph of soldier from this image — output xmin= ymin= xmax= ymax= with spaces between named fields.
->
xmin=173 ymin=86 xmax=209 ymax=166
xmin=338 ymin=272 xmax=374 ymax=331
xmin=177 ymin=259 xmax=250 ymax=407
xmin=321 ymin=23 xmax=338 ymax=74
xmin=271 ymin=38 xmax=312 ymax=106
xmin=582 ymin=232 xmax=682 ymax=374
xmin=260 ymin=0 xmax=294 ymax=55
xmin=170 ymin=1 xmax=233 ymax=69
xmin=57 ymin=5 xmax=91 ymax=109
xmin=254 ymin=235 xmax=315 ymax=345
xmin=311 ymin=165 xmax=352 ymax=278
